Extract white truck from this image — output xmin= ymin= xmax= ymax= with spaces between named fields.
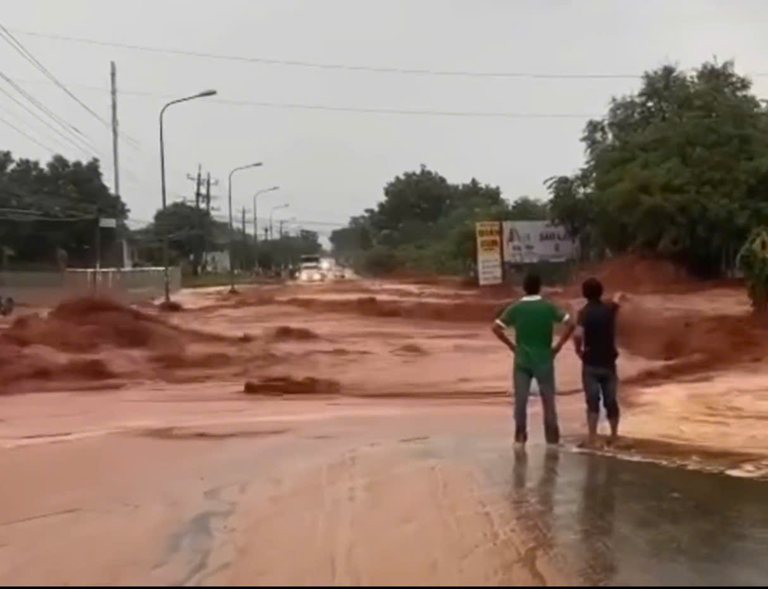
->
xmin=297 ymin=255 xmax=347 ymax=282
xmin=298 ymin=255 xmax=326 ymax=283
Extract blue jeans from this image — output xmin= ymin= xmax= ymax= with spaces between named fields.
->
xmin=582 ymin=365 xmax=619 ymax=419
xmin=513 ymin=363 xmax=559 ymax=444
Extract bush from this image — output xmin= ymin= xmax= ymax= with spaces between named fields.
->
xmin=359 ymin=247 xmax=402 ymax=275
xmin=737 ymin=228 xmax=768 ymax=314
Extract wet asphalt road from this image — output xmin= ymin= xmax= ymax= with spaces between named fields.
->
xmin=477 ymin=444 xmax=768 ymax=586
xmin=1 ymin=401 xmax=767 ymax=585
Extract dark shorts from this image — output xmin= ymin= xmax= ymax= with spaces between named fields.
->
xmin=582 ymin=365 xmax=619 ymax=419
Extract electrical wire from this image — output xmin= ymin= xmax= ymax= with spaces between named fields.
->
xmin=0 ymin=23 xmax=110 ymax=127
xmin=6 ymin=28 xmax=643 ymax=80
xmin=0 ymin=69 xmax=90 ymax=141
xmin=0 ymin=84 xmax=96 ymax=157
xmin=0 ymin=113 xmax=56 ymax=153
xmin=10 ymin=80 xmax=600 ymax=119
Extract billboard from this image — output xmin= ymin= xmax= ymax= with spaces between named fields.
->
xmin=475 ymin=221 xmax=503 ymax=285
xmin=502 ymin=221 xmax=577 ymax=264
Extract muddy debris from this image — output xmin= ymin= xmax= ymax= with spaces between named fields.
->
xmin=3 ymin=298 xmax=186 ymax=354
xmin=282 ymin=296 xmax=503 ymax=323
xmin=393 ymin=343 xmax=428 ymax=355
xmin=243 ymin=376 xmax=341 ymax=396
xmin=271 ymin=325 xmax=321 ymax=341
xmin=571 ymin=254 xmax=699 ymax=295
xmin=158 ymin=300 xmax=184 ymax=313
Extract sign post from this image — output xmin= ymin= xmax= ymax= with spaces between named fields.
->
xmin=475 ymin=221 xmax=503 ymax=286
xmin=502 ymin=221 xmax=578 ymax=263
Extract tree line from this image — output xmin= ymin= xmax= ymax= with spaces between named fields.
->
xmin=332 ymin=60 xmax=768 ymax=290
xmin=4 ymin=59 xmax=768 ymax=306
xmin=0 ymin=151 xmax=320 ymax=274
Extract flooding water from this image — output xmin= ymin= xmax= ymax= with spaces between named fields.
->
xmin=481 ymin=446 xmax=768 ymax=586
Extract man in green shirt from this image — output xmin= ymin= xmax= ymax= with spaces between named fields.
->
xmin=492 ymin=273 xmax=575 ymax=446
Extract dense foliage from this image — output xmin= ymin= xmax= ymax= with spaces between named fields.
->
xmin=738 ymin=227 xmax=768 ymax=313
xmin=0 ymin=152 xmax=126 ymax=267
xmin=330 ymin=165 xmax=547 ymax=275
xmin=548 ymin=61 xmax=768 ymax=277
xmin=136 ymin=202 xmax=321 ymax=274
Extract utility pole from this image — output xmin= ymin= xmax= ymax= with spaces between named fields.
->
xmin=204 ymin=172 xmax=213 ymax=213
xmin=110 ymin=62 xmax=120 ymax=199
xmin=187 ymin=164 xmax=202 ymax=209
xmin=241 ymin=207 xmax=247 ymax=236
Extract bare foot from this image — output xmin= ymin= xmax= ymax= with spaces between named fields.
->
xmin=578 ymin=437 xmax=600 ymax=450
xmin=606 ymin=435 xmax=619 ymax=448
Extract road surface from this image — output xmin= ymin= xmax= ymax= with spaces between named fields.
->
xmin=1 ymin=397 xmax=767 ymax=585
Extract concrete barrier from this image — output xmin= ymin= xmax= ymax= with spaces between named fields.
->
xmin=0 ymin=267 xmax=182 ymax=307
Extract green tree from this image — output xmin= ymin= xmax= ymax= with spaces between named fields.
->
xmin=331 ymin=164 xmax=548 ymax=276
xmin=0 ymin=152 xmax=127 ymax=266
xmin=329 ymin=216 xmax=373 ymax=260
xmin=257 ymin=230 xmax=322 ymax=270
xmin=151 ymin=202 xmax=213 ymax=275
xmin=738 ymin=228 xmax=768 ymax=314
xmin=549 ymin=61 xmax=768 ymax=276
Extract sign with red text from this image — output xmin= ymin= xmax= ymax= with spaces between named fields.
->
xmin=502 ymin=221 xmax=577 ymax=263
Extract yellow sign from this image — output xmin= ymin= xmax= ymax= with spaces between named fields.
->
xmin=476 ymin=221 xmax=502 ymax=286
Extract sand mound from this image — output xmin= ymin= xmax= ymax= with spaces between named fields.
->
xmin=158 ymin=300 xmax=184 ymax=312
xmin=0 ymin=340 xmax=118 ymax=390
xmin=575 ymin=254 xmax=697 ymax=295
xmin=283 ymin=296 xmax=503 ymax=324
xmin=393 ymin=343 xmax=427 ymax=355
xmin=150 ymin=351 xmax=233 ymax=370
xmin=243 ymin=376 xmax=341 ymax=396
xmin=4 ymin=298 xmax=185 ymax=354
xmin=617 ymin=299 xmax=767 ymax=382
xmin=271 ymin=326 xmax=321 ymax=341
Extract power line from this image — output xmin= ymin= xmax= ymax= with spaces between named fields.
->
xmin=214 ymin=98 xmax=598 ymax=119
xmin=0 ymin=68 xmax=110 ymax=161
xmin=0 ymin=23 xmax=110 ymax=127
xmin=0 ymin=84 xmax=95 ymax=157
xmin=12 ymin=80 xmax=600 ymax=119
xmin=0 ymin=113 xmax=56 ymax=153
xmin=0 ymin=69 xmax=87 ymax=138
xmin=0 ymin=25 xmax=142 ymax=152
xmin=7 ymin=28 xmax=645 ymax=80
xmin=0 ymin=101 xmax=71 ymax=154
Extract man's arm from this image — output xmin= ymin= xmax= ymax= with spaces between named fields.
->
xmin=553 ymin=315 xmax=575 ymax=356
xmin=492 ymin=304 xmax=516 ymax=353
xmin=492 ymin=321 xmax=516 ymax=353
xmin=573 ymin=325 xmax=584 ymax=359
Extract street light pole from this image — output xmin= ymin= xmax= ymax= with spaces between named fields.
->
xmin=159 ymin=89 xmax=217 ymax=303
xmin=253 ymin=186 xmax=279 ymax=247
xmin=228 ymin=162 xmax=263 ymax=293
xmin=269 ymin=203 xmax=290 ymax=240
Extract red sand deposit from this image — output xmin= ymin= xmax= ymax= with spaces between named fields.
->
xmin=283 ymin=296 xmax=506 ymax=323
xmin=573 ymin=254 xmax=698 ymax=295
xmin=243 ymin=376 xmax=341 ymax=396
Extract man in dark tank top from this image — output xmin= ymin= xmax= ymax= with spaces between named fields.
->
xmin=573 ymin=277 xmax=626 ymax=448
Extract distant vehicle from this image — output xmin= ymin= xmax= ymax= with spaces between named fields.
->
xmin=298 ymin=255 xmax=326 ymax=283
xmin=1 ymin=296 xmax=14 ymax=316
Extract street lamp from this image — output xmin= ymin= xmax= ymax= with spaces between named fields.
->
xmin=228 ymin=162 xmax=263 ymax=292
xmin=269 ymin=203 xmax=290 ymax=240
xmin=253 ymin=186 xmax=279 ymax=245
xmin=159 ymin=89 xmax=217 ymax=303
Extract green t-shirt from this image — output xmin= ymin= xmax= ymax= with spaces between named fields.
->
xmin=496 ymin=296 xmax=568 ymax=370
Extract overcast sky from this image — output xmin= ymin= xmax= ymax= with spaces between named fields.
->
xmin=3 ymin=0 xmax=768 ymax=238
